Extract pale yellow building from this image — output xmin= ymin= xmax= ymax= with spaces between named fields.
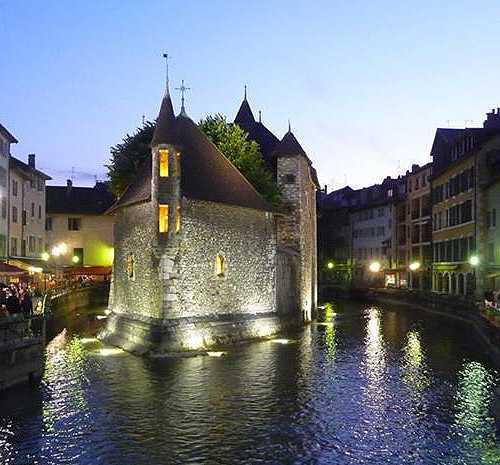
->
xmin=45 ymin=181 xmax=115 ymax=267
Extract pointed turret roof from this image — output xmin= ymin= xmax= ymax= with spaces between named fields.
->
xmin=273 ymin=130 xmax=307 ymax=157
xmin=234 ymin=98 xmax=255 ymax=125
xmin=150 ymin=94 xmax=178 ymax=147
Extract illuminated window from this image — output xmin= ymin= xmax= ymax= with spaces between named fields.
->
xmin=127 ymin=253 xmax=134 ymax=279
xmin=159 ymin=149 xmax=169 ymax=177
xmin=159 ymin=204 xmax=169 ymax=233
xmin=176 ymin=206 xmax=181 ymax=233
xmin=176 ymin=152 xmax=181 ymax=176
xmin=215 ymin=254 xmax=226 ymax=277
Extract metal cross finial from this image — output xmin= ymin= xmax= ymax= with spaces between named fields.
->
xmin=175 ymin=79 xmax=191 ymax=114
xmin=244 ymin=85 xmax=247 ymax=100
xmin=163 ymin=53 xmax=170 ymax=96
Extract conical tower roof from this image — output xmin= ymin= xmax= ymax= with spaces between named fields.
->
xmin=234 ymin=98 xmax=255 ymax=124
xmin=150 ymin=94 xmax=178 ymax=146
xmin=273 ymin=130 xmax=306 ymax=156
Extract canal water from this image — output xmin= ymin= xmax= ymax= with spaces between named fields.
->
xmin=1 ymin=300 xmax=500 ymax=465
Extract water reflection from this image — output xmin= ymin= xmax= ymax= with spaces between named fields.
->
xmin=402 ymin=329 xmax=430 ymax=391
xmin=2 ymin=302 xmax=500 ymax=464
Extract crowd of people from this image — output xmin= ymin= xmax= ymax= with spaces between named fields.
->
xmin=0 ymin=283 xmax=34 ymax=318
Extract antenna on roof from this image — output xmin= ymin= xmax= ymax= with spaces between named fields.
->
xmin=162 ymin=53 xmax=170 ymax=96
xmin=142 ymin=114 xmax=145 ymax=126
xmin=176 ymin=80 xmax=191 ymax=115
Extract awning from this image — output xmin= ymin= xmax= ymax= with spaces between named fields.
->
xmin=0 ymin=262 xmax=28 ymax=276
xmin=8 ymin=258 xmax=53 ymax=273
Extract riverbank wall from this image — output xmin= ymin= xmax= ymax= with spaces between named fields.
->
xmin=0 ymin=315 xmax=45 ymax=391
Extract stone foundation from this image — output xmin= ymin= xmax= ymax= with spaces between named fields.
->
xmin=100 ymin=310 xmax=300 ymax=355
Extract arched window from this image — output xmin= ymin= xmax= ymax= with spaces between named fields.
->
xmin=127 ymin=253 xmax=134 ymax=279
xmin=159 ymin=149 xmax=169 ymax=177
xmin=159 ymin=204 xmax=169 ymax=233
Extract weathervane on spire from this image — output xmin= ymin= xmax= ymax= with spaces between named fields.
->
xmin=163 ymin=53 xmax=170 ymax=96
xmin=176 ymin=79 xmax=191 ymax=115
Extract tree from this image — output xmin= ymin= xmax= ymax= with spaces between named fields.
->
xmin=107 ymin=115 xmax=281 ymax=206
xmin=107 ymin=121 xmax=155 ymax=197
xmin=199 ymin=114 xmax=281 ymax=206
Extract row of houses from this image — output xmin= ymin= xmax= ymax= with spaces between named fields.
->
xmin=0 ymin=123 xmax=115 ymax=287
xmin=319 ymin=106 xmax=500 ymax=300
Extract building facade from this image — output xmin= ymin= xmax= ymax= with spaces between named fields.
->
xmin=0 ymin=124 xmax=17 ymax=259
xmin=8 ymin=154 xmax=50 ymax=262
xmin=45 ymin=181 xmax=115 ymax=267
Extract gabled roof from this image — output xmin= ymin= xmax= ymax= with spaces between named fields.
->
xmin=150 ymin=95 xmax=178 ymax=147
xmin=234 ymin=99 xmax=255 ymax=125
xmin=0 ymin=123 xmax=18 ymax=143
xmin=236 ymin=120 xmax=280 ymax=160
xmin=110 ymin=106 xmax=272 ymax=213
xmin=47 ymin=183 xmax=115 ymax=215
xmin=10 ymin=156 xmax=51 ymax=180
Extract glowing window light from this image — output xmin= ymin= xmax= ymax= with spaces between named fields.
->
xmin=127 ymin=253 xmax=134 ymax=279
xmin=159 ymin=204 xmax=169 ymax=233
xmin=369 ymin=261 xmax=381 ymax=273
xmin=215 ymin=254 xmax=225 ymax=277
xmin=176 ymin=152 xmax=181 ymax=176
xmin=409 ymin=261 xmax=420 ymax=271
xmin=176 ymin=206 xmax=181 ymax=233
xmin=159 ymin=149 xmax=169 ymax=177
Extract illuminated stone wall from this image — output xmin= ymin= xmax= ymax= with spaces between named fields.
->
xmin=109 ymin=201 xmax=162 ymax=320
xmin=160 ymin=198 xmax=276 ymax=319
xmin=277 ymin=156 xmax=318 ymax=321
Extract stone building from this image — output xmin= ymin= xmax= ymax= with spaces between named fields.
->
xmin=0 ymin=123 xmax=17 ymax=259
xmin=102 ymin=88 xmax=318 ymax=353
xmin=45 ymin=180 xmax=115 ymax=267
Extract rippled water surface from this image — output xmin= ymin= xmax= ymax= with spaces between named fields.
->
xmin=2 ymin=300 xmax=500 ymax=464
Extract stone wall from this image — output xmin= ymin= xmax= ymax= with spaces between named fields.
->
xmin=161 ymin=198 xmax=276 ymax=319
xmin=276 ymin=247 xmax=300 ymax=317
xmin=277 ymin=156 xmax=317 ymax=321
xmin=109 ymin=201 xmax=162 ymax=319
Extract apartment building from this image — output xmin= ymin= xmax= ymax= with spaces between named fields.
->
xmin=0 ymin=124 xmax=17 ymax=259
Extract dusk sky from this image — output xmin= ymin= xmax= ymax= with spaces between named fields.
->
xmin=2 ymin=0 xmax=500 ymax=190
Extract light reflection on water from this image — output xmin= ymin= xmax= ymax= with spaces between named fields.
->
xmin=1 ymin=301 xmax=500 ymax=464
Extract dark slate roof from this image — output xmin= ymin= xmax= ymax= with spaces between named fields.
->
xmin=109 ymin=111 xmax=272 ymax=213
xmin=234 ymin=99 xmax=255 ymax=125
xmin=150 ymin=95 xmax=177 ymax=147
xmin=177 ymin=114 xmax=270 ymax=211
xmin=47 ymin=183 xmax=115 ymax=215
xmin=10 ymin=156 xmax=51 ymax=180
xmin=106 ymin=158 xmax=151 ymax=213
xmin=273 ymin=131 xmax=307 ymax=157
xmin=0 ymin=123 xmax=18 ymax=143
xmin=237 ymin=120 xmax=280 ymax=160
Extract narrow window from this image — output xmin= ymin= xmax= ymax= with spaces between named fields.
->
xmin=159 ymin=204 xmax=169 ymax=233
xmin=176 ymin=152 xmax=181 ymax=176
xmin=159 ymin=149 xmax=169 ymax=177
xmin=215 ymin=254 xmax=226 ymax=277
xmin=127 ymin=253 xmax=134 ymax=279
xmin=176 ymin=206 xmax=181 ymax=233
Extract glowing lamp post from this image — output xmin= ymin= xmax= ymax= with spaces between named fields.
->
xmin=327 ymin=261 xmax=334 ymax=270
xmin=469 ymin=255 xmax=479 ymax=266
xmin=369 ymin=261 xmax=381 ymax=273
xmin=409 ymin=262 xmax=421 ymax=271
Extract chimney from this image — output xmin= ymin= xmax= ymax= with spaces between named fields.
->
xmin=66 ymin=179 xmax=72 ymax=187
xmin=324 ymin=184 xmax=327 ymax=195
xmin=484 ymin=107 xmax=500 ymax=129
xmin=28 ymin=153 xmax=35 ymax=169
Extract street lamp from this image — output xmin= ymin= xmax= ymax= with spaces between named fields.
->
xmin=327 ymin=261 xmax=334 ymax=270
xmin=409 ymin=261 xmax=421 ymax=271
xmin=369 ymin=261 xmax=381 ymax=273
xmin=469 ymin=255 xmax=479 ymax=266
xmin=72 ymin=255 xmax=80 ymax=264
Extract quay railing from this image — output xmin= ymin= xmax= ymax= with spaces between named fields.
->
xmin=0 ymin=314 xmax=45 ymax=348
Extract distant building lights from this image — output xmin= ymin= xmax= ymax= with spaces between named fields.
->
xmin=369 ymin=261 xmax=381 ymax=273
